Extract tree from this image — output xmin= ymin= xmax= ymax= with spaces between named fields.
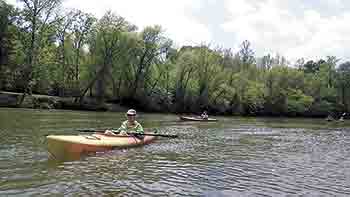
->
xmin=17 ymin=0 xmax=62 ymax=102
xmin=325 ymin=56 xmax=339 ymax=88
xmin=72 ymin=11 xmax=95 ymax=82
xmin=264 ymin=66 xmax=306 ymax=115
xmin=55 ymin=9 xmax=79 ymax=86
xmin=0 ymin=1 xmax=26 ymax=91
xmin=261 ymin=54 xmax=273 ymax=70
xmin=80 ymin=11 xmax=133 ymax=103
xmin=129 ymin=25 xmax=171 ymax=98
xmin=239 ymin=40 xmax=255 ymax=67
xmin=295 ymin=58 xmax=305 ymax=70
xmin=0 ymin=0 xmax=12 ymax=66
xmin=337 ymin=61 xmax=350 ymax=110
xmin=194 ymin=45 xmax=224 ymax=110
xmin=174 ymin=50 xmax=196 ymax=111
xmin=311 ymin=57 xmax=338 ymax=103
xmin=286 ymin=89 xmax=314 ymax=116
xmin=302 ymin=59 xmax=325 ymax=74
xmin=0 ymin=1 xmax=11 ymax=88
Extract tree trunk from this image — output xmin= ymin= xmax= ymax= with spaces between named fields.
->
xmin=18 ymin=15 xmax=37 ymax=106
xmin=79 ymin=60 xmax=111 ymax=104
xmin=117 ymin=75 xmax=122 ymax=99
xmin=108 ymin=72 xmax=116 ymax=99
xmin=79 ymin=65 xmax=106 ymax=103
xmin=75 ymin=42 xmax=81 ymax=82
xmin=96 ymin=73 xmax=105 ymax=103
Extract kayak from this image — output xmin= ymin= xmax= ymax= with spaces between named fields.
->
xmin=47 ymin=133 xmax=156 ymax=160
xmin=179 ymin=116 xmax=218 ymax=122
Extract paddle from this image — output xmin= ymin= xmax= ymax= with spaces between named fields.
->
xmin=76 ymin=129 xmax=178 ymax=138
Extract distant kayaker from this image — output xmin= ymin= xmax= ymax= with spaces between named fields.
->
xmin=326 ymin=114 xmax=334 ymax=122
xmin=105 ymin=109 xmax=144 ymax=135
xmin=201 ymin=111 xmax=209 ymax=120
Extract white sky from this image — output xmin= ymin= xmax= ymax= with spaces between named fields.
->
xmin=6 ymin=0 xmax=350 ymax=63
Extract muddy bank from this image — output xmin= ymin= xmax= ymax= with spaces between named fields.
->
xmin=0 ymin=91 xmax=128 ymax=112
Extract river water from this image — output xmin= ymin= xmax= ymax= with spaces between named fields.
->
xmin=0 ymin=108 xmax=350 ymax=196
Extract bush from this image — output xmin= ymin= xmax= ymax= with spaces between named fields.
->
xmin=307 ymin=100 xmax=335 ymax=117
xmin=286 ymin=89 xmax=314 ymax=116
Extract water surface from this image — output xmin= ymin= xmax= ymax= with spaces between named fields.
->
xmin=1 ymin=108 xmax=350 ymax=196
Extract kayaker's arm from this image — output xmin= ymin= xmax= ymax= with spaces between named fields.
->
xmin=105 ymin=129 xmax=120 ymax=135
xmin=136 ymin=123 xmax=144 ymax=134
xmin=117 ymin=121 xmax=129 ymax=135
xmin=119 ymin=121 xmax=128 ymax=131
xmin=104 ymin=121 xmax=127 ymax=135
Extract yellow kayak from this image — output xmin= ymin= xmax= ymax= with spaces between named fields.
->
xmin=47 ymin=133 xmax=156 ymax=160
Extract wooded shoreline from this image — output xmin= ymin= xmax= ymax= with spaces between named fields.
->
xmin=0 ymin=91 xmax=127 ymax=112
xmin=0 ymin=91 xmax=347 ymax=119
xmin=1 ymin=1 xmax=349 ymax=119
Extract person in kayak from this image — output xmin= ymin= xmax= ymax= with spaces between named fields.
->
xmin=201 ymin=111 xmax=209 ymax=120
xmin=339 ymin=113 xmax=346 ymax=122
xmin=325 ymin=114 xmax=334 ymax=121
xmin=104 ymin=109 xmax=144 ymax=135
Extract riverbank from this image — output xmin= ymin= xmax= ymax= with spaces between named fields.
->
xmin=0 ymin=91 xmax=348 ymax=119
xmin=0 ymin=91 xmax=128 ymax=112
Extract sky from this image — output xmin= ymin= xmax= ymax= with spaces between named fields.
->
xmin=6 ymin=0 xmax=350 ymax=63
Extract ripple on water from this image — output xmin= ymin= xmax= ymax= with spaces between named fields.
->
xmin=2 ymin=109 xmax=350 ymax=196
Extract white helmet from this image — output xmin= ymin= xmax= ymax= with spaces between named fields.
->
xmin=126 ymin=109 xmax=137 ymax=116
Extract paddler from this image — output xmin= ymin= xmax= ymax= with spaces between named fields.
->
xmin=105 ymin=109 xmax=144 ymax=135
xmin=201 ymin=111 xmax=209 ymax=120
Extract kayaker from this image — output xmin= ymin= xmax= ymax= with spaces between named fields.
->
xmin=104 ymin=109 xmax=144 ymax=135
xmin=325 ymin=114 xmax=334 ymax=121
xmin=201 ymin=111 xmax=209 ymax=120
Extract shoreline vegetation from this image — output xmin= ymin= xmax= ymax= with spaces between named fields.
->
xmin=0 ymin=91 xmax=128 ymax=112
xmin=0 ymin=91 xmax=346 ymax=119
xmin=0 ymin=0 xmax=349 ymax=118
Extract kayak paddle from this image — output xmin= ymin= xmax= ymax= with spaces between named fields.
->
xmin=76 ymin=129 xmax=178 ymax=138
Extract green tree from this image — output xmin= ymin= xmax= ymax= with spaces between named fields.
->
xmin=174 ymin=49 xmax=198 ymax=111
xmin=129 ymin=25 xmax=171 ymax=98
xmin=80 ymin=11 xmax=134 ymax=103
xmin=0 ymin=0 xmax=12 ymax=66
xmin=17 ymin=0 xmax=62 ymax=102
xmin=0 ymin=0 xmax=14 ymax=88
xmin=336 ymin=61 xmax=350 ymax=111
xmin=286 ymin=89 xmax=314 ymax=116
xmin=54 ymin=10 xmax=80 ymax=86
xmin=72 ymin=11 xmax=95 ymax=82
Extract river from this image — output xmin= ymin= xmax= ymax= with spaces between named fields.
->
xmin=0 ymin=108 xmax=350 ymax=196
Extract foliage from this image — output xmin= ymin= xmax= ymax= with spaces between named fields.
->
xmin=286 ymin=89 xmax=314 ymax=116
xmin=1 ymin=1 xmax=349 ymax=117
